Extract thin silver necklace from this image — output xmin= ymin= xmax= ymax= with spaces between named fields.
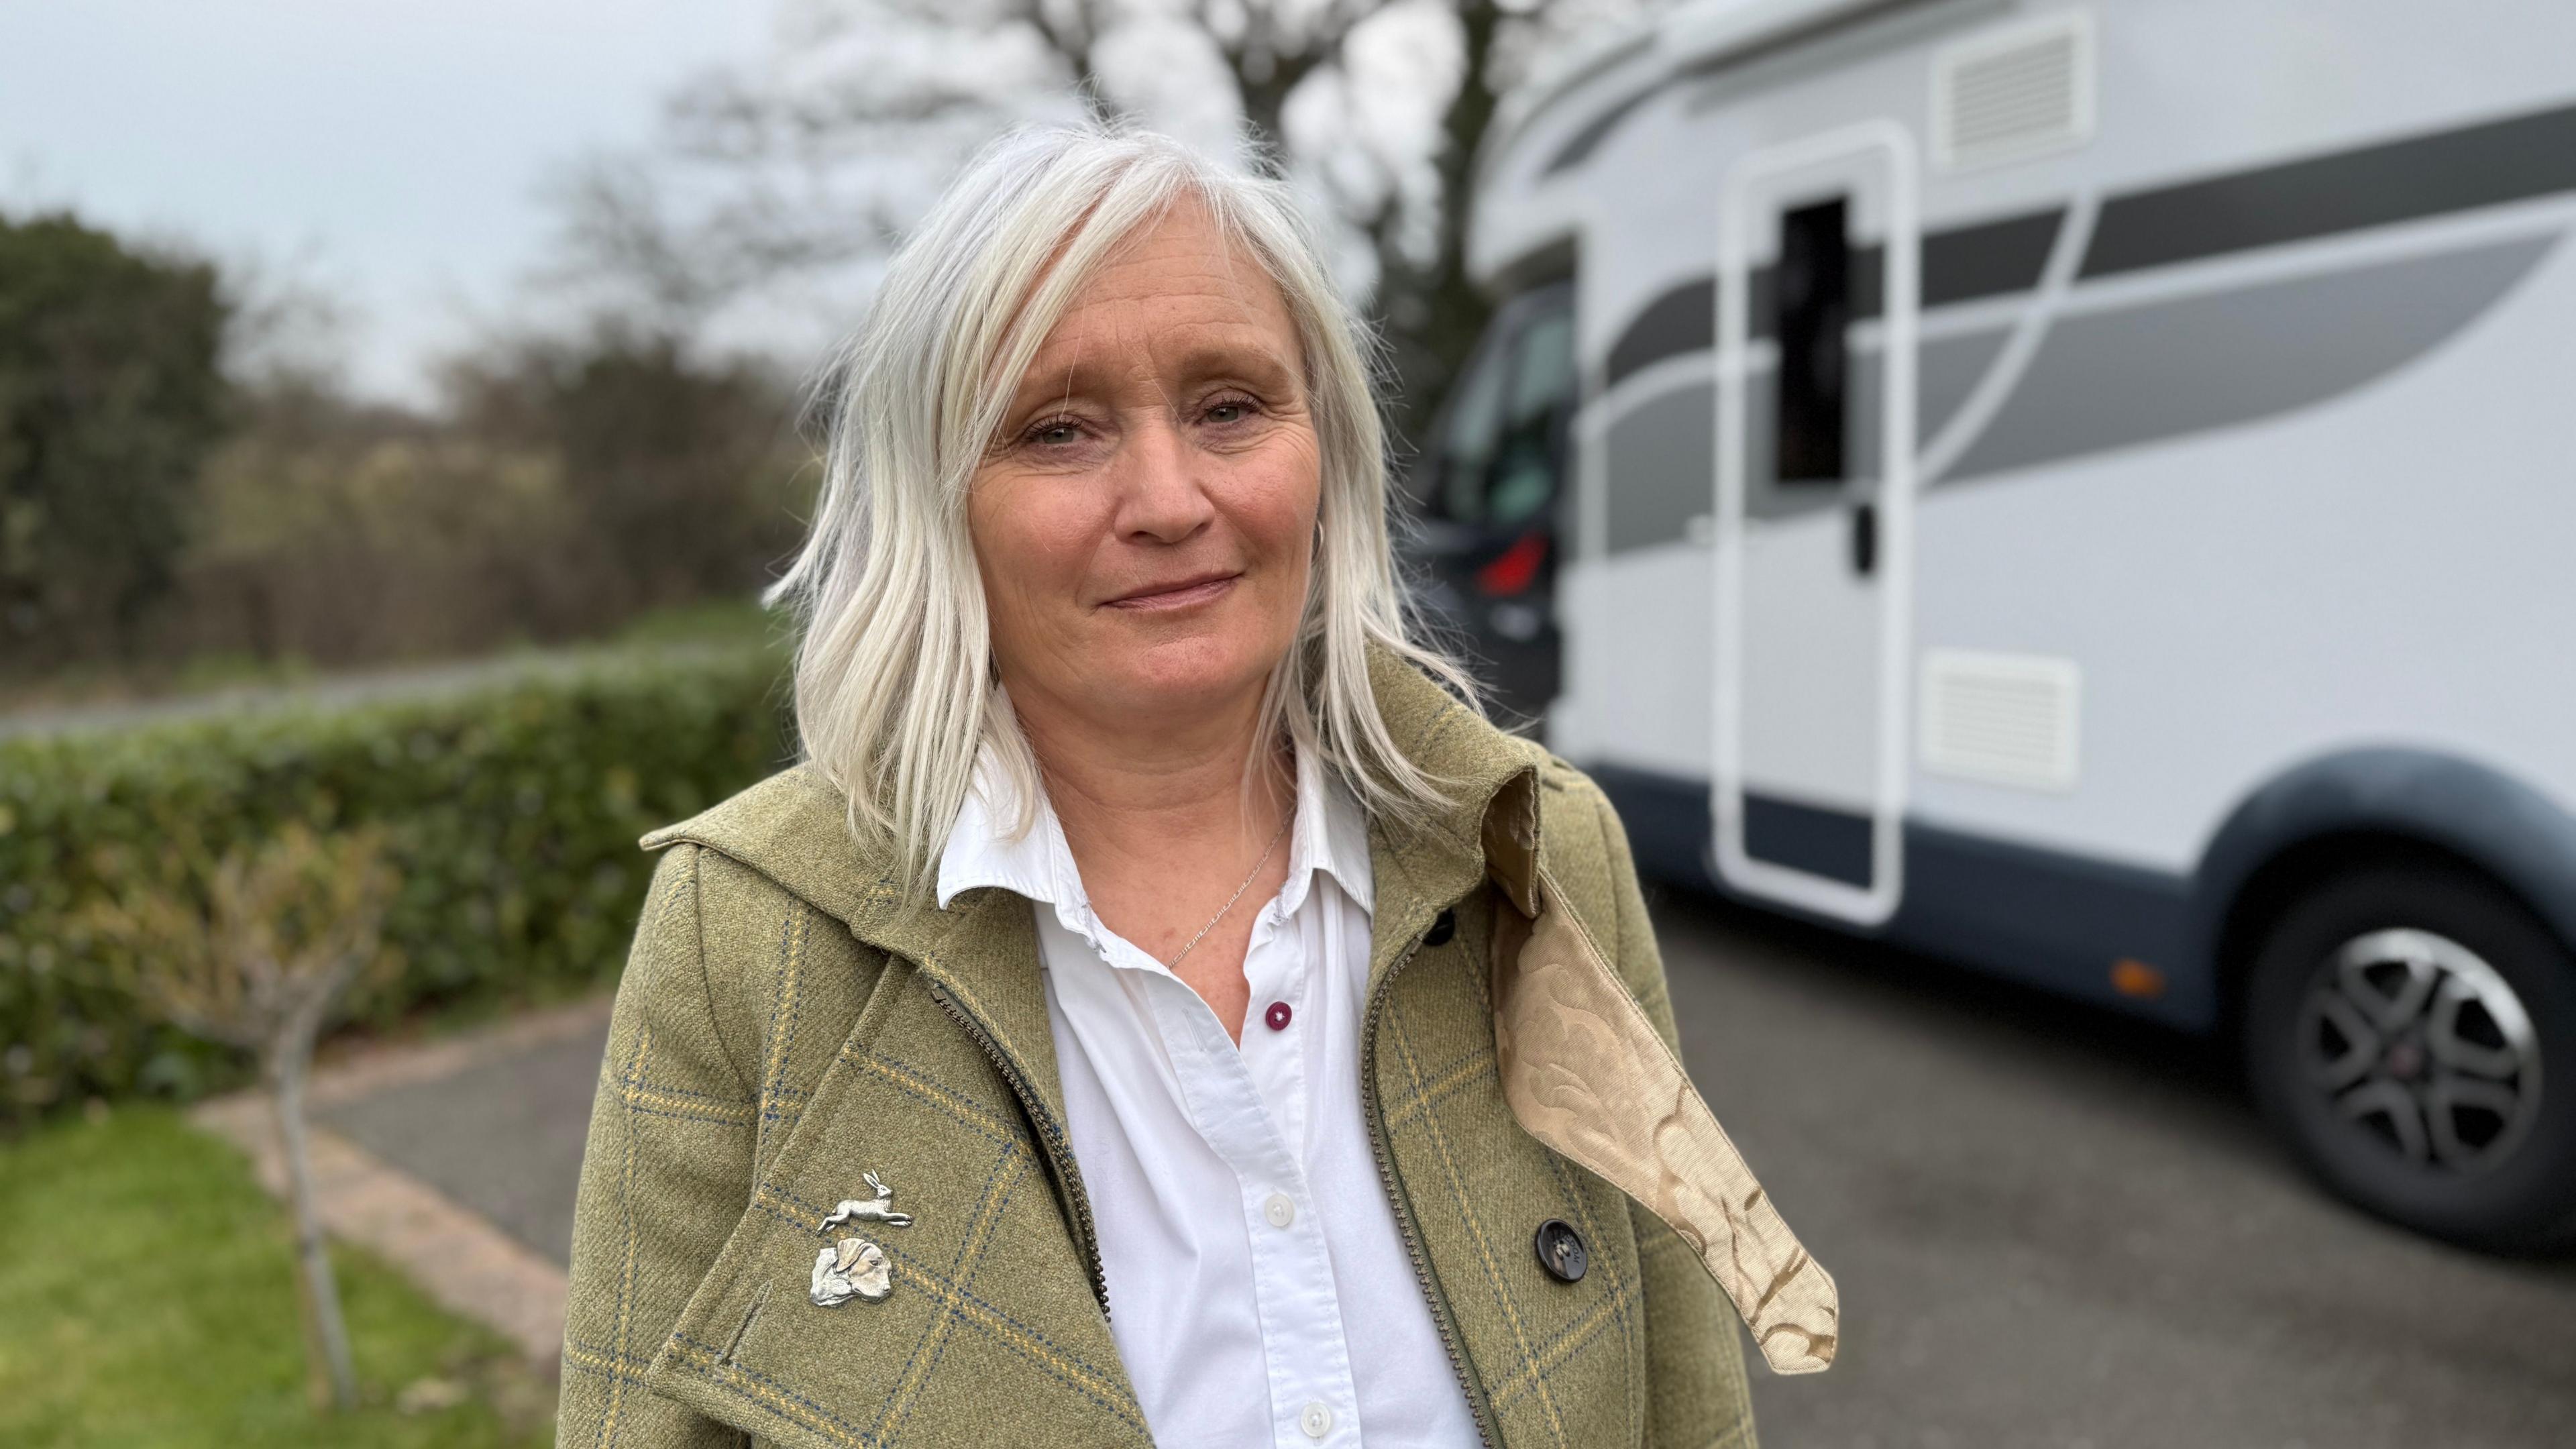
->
xmin=1164 ymin=806 xmax=1293 ymax=969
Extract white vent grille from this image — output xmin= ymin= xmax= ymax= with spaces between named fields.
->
xmin=1932 ymin=11 xmax=2095 ymax=172
xmin=1920 ymin=649 xmax=2081 ymax=792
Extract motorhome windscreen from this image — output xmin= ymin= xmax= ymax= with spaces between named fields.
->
xmin=1775 ymin=196 xmax=1849 ymax=482
xmin=1434 ymin=285 xmax=1578 ymax=525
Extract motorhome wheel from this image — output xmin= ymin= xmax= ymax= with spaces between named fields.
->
xmin=2245 ymin=863 xmax=2576 ymax=1252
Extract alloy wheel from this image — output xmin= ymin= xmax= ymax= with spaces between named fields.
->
xmin=2298 ymin=927 xmax=2542 ymax=1172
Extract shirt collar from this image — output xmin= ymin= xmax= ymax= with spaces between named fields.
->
xmin=934 ymin=741 xmax=1374 ymax=923
xmin=1285 ymin=742 xmax=1375 ymax=915
xmin=934 ymin=749 xmax=1073 ymax=914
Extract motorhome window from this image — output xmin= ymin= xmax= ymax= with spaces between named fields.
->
xmin=1775 ymin=197 xmax=1849 ymax=483
xmin=1434 ymin=286 xmax=1577 ymax=526
xmin=1491 ymin=305 xmax=1576 ymax=525
xmin=1438 ymin=333 xmax=1512 ymax=523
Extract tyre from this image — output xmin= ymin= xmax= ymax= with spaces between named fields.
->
xmin=2243 ymin=861 xmax=2576 ymax=1252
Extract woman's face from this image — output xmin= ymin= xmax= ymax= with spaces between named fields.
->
xmin=967 ymin=199 xmax=1322 ymax=737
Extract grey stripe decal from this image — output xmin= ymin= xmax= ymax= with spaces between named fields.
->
xmin=2082 ymin=100 xmax=2576 ymax=279
xmin=1917 ymin=326 xmax=2011 ymax=455
xmin=1600 ymin=232 xmax=2555 ymax=552
xmin=1950 ymin=234 xmax=2555 ymax=482
xmin=1600 ymin=235 xmax=2551 ymax=547
xmin=1601 ymin=325 xmax=2008 ymax=550
xmin=1605 ymin=382 xmax=1713 ymax=553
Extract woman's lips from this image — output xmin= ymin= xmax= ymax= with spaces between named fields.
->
xmin=1104 ymin=573 xmax=1239 ymax=610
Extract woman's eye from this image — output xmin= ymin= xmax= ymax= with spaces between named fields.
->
xmin=1204 ymin=396 xmax=1260 ymax=425
xmin=1024 ymin=417 xmax=1083 ymax=447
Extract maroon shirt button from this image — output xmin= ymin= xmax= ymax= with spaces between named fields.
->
xmin=1263 ymin=1001 xmax=1293 ymax=1031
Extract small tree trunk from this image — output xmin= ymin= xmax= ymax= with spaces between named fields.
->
xmin=267 ymin=1043 xmax=358 ymax=1411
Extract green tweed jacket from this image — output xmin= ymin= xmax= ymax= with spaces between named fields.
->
xmin=557 ymin=652 xmax=1773 ymax=1449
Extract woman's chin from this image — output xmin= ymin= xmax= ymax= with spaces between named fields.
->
xmin=1089 ymin=643 xmax=1276 ymax=718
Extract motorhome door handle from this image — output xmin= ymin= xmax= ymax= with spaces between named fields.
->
xmin=1849 ymin=502 xmax=1877 ymax=576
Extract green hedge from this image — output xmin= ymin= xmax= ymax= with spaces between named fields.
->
xmin=0 ymin=644 xmax=792 ymax=1122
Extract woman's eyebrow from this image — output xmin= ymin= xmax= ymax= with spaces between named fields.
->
xmin=1010 ymin=337 xmax=1297 ymax=413
xmin=1006 ymin=352 xmax=1104 ymax=416
xmin=1172 ymin=342 xmax=1297 ymax=388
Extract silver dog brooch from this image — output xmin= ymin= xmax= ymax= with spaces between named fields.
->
xmin=810 ymin=1171 xmax=915 ymax=1307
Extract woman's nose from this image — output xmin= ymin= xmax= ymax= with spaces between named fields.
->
xmin=1112 ymin=413 xmax=1216 ymax=543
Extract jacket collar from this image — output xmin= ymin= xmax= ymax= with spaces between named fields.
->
xmin=1350 ymin=646 xmax=1544 ymax=985
xmin=640 ymin=643 xmax=1542 ymax=961
xmin=638 ymin=759 xmax=1072 ymax=1136
xmin=636 ymin=643 xmax=1544 ymax=1114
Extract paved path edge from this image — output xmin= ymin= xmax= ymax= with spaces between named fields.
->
xmin=185 ymin=999 xmax=614 ymax=1377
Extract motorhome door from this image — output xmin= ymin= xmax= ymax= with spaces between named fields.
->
xmin=1713 ymin=123 xmax=1917 ymax=926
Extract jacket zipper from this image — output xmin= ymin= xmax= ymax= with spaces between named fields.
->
xmin=924 ymin=978 xmax=1114 ymax=1321
xmin=1360 ymin=909 xmax=1501 ymax=1449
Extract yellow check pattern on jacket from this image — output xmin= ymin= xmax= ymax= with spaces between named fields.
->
xmin=557 ymin=649 xmax=1765 ymax=1449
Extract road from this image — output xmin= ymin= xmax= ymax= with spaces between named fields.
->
xmin=1657 ymin=890 xmax=2576 ymax=1449
xmin=313 ymin=889 xmax=2576 ymax=1447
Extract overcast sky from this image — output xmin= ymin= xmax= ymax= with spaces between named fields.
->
xmin=0 ymin=0 xmax=772 ymax=403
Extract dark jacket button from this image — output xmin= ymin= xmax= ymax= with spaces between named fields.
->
xmin=1422 ymin=910 xmax=1456 ymax=947
xmin=1534 ymin=1219 xmax=1587 ymax=1283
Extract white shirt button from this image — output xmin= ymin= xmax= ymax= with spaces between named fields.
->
xmin=1263 ymin=1192 xmax=1297 ymax=1229
xmin=1301 ymin=1401 xmax=1334 ymax=1438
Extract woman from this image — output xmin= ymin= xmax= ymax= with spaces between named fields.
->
xmin=557 ymin=123 xmax=1833 ymax=1449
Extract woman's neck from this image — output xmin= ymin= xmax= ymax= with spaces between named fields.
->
xmin=1004 ymin=676 xmax=1299 ymax=1040
xmin=1011 ymin=682 xmax=1293 ymax=868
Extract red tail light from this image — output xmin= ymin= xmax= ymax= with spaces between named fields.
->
xmin=1476 ymin=531 xmax=1549 ymax=597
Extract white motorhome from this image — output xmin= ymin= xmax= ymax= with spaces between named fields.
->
xmin=1409 ymin=0 xmax=2576 ymax=1248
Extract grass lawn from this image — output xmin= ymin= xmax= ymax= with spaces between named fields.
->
xmin=0 ymin=1106 xmax=552 ymax=1448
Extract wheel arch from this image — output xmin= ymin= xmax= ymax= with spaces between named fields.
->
xmin=2190 ymin=748 xmax=2576 ymax=1034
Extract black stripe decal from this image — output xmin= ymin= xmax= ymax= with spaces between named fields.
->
xmin=1923 ymin=207 xmax=2064 ymax=306
xmin=1603 ymin=277 xmax=1715 ymax=390
xmin=1599 ymin=99 xmax=2576 ymax=392
xmin=2081 ymin=100 xmax=2576 ymax=278
xmin=1603 ymin=206 xmax=2061 ymax=389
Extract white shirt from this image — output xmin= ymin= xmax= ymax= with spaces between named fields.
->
xmin=937 ymin=747 xmax=1483 ymax=1449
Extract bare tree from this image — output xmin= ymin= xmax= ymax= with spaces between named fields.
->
xmin=544 ymin=0 xmax=1648 ymax=449
xmin=537 ymin=0 xmax=1113 ymax=335
xmin=85 ymin=824 xmax=402 ymax=1413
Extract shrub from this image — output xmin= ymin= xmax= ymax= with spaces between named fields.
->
xmin=0 ymin=643 xmax=790 ymax=1122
